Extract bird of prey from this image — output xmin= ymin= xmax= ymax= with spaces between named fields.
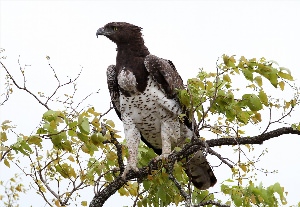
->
xmin=96 ymin=22 xmax=216 ymax=190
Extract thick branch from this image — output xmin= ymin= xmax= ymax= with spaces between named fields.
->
xmin=206 ymin=127 xmax=300 ymax=147
xmin=195 ymin=200 xmax=230 ymax=207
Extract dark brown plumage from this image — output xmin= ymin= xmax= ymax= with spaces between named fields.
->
xmin=96 ymin=22 xmax=216 ymax=190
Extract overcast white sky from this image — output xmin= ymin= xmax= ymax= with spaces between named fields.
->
xmin=1 ymin=0 xmax=300 ymax=206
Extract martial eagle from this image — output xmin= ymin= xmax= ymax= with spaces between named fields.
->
xmin=96 ymin=22 xmax=216 ymax=190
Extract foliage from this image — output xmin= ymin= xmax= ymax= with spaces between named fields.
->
xmin=0 ymin=51 xmax=299 ymax=207
xmin=221 ymin=180 xmax=287 ymax=206
xmin=0 ymin=174 xmax=28 ymax=207
xmin=179 ymin=55 xmax=297 ymax=127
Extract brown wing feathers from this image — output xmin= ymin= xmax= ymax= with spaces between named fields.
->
xmin=144 ymin=55 xmax=184 ymax=98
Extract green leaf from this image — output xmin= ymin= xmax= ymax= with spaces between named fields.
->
xmin=78 ymin=132 xmax=89 ymax=142
xmin=1 ymin=120 xmax=12 ymax=130
xmin=221 ymin=184 xmax=230 ymax=194
xmin=118 ymin=187 xmax=127 ymax=196
xmin=36 ymin=127 xmax=47 ymax=134
xmin=81 ymin=201 xmax=87 ymax=206
xmin=223 ymin=55 xmax=236 ymax=67
xmin=272 ymin=182 xmax=287 ymax=204
xmin=91 ymin=117 xmax=100 ymax=128
xmin=242 ymin=69 xmax=253 ymax=81
xmin=258 ymin=90 xmax=268 ymax=106
xmin=42 ymin=110 xmax=64 ymax=122
xmin=223 ymin=54 xmax=230 ymax=66
xmin=62 ymin=140 xmax=72 ymax=152
xmin=239 ymin=164 xmax=247 ymax=172
xmin=0 ymin=132 xmax=7 ymax=142
xmin=196 ymin=111 xmax=202 ymax=122
xmin=68 ymin=121 xmax=78 ymax=136
xmin=27 ymin=136 xmax=42 ymax=147
xmin=91 ymin=133 xmax=105 ymax=146
xmin=242 ymin=94 xmax=263 ymax=111
xmin=179 ymin=89 xmax=190 ymax=108
xmin=4 ymin=159 xmax=10 ymax=168
xmin=197 ymin=71 xmax=208 ymax=80
xmin=232 ymin=194 xmax=243 ymax=206
xmin=254 ymin=76 xmax=262 ymax=87
xmin=43 ymin=110 xmax=56 ymax=122
xmin=87 ymin=107 xmax=101 ymax=116
xmin=143 ymin=180 xmax=151 ymax=190
xmin=225 ymin=106 xmax=236 ymax=121
xmin=106 ymin=120 xmax=115 ymax=128
xmin=157 ymin=186 xmax=166 ymax=202
xmin=291 ymin=123 xmax=297 ymax=130
xmin=278 ymin=81 xmax=285 ymax=90
xmin=51 ymin=134 xmax=62 ymax=147
xmin=223 ymin=74 xmax=231 ymax=82
xmin=55 ymin=163 xmax=76 ymax=178
xmin=11 ymin=138 xmax=32 ymax=156
xmin=236 ymin=111 xmax=251 ymax=124
xmin=269 ymin=70 xmax=279 ymax=87
xmin=254 ymin=112 xmax=262 ymax=122
xmin=79 ymin=118 xmax=90 ymax=135
xmin=278 ymin=71 xmax=293 ymax=81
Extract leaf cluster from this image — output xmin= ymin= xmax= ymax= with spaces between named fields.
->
xmin=221 ymin=180 xmax=287 ymax=206
xmin=179 ymin=55 xmax=297 ymax=127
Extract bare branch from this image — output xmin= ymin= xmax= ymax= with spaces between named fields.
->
xmin=35 ymin=147 xmax=60 ymax=200
xmin=0 ymin=148 xmax=12 ymax=162
xmin=132 ymin=185 xmax=146 ymax=207
xmin=0 ymin=74 xmax=12 ymax=106
xmin=0 ymin=61 xmax=50 ymax=110
xmin=45 ymin=63 xmax=83 ymax=105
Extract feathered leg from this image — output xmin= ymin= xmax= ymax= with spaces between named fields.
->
xmin=159 ymin=119 xmax=180 ymax=158
xmin=122 ymin=116 xmax=140 ymax=178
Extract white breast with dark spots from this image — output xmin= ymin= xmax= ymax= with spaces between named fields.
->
xmin=119 ymin=72 xmax=191 ymax=149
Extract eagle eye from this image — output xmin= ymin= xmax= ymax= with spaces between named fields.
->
xmin=113 ymin=26 xmax=118 ymax=31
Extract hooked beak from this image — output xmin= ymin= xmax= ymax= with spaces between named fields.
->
xmin=96 ymin=27 xmax=111 ymax=38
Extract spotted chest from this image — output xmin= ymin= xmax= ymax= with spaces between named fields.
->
xmin=118 ymin=71 xmax=188 ymax=150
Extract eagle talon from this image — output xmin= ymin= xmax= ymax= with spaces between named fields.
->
xmin=154 ymin=153 xmax=170 ymax=163
xmin=121 ymin=164 xmax=139 ymax=180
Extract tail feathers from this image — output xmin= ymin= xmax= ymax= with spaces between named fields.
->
xmin=185 ymin=151 xmax=217 ymax=190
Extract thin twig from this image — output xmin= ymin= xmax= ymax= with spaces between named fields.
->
xmin=0 ymin=61 xmax=50 ymax=110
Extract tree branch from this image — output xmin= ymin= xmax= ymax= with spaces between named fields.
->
xmin=0 ymin=61 xmax=50 ymax=110
xmin=89 ymin=126 xmax=300 ymax=207
xmin=206 ymin=127 xmax=300 ymax=147
xmin=195 ymin=200 xmax=230 ymax=207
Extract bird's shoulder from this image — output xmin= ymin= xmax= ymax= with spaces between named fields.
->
xmin=144 ymin=54 xmax=184 ymax=98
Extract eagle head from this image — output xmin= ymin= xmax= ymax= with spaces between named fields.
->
xmin=96 ymin=22 xmax=143 ymax=45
